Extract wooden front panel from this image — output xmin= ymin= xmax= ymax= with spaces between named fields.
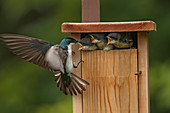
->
xmin=82 ymin=49 xmax=138 ymax=113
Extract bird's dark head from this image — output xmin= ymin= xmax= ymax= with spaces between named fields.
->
xmin=107 ymin=33 xmax=121 ymax=44
xmin=60 ymin=38 xmax=77 ymax=50
xmin=89 ymin=33 xmax=105 ymax=43
xmin=78 ymin=36 xmax=93 ymax=50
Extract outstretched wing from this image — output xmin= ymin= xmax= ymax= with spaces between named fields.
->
xmin=0 ymin=34 xmax=54 ymax=72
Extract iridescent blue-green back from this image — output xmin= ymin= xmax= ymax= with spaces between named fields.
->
xmin=59 ymin=38 xmax=70 ymax=50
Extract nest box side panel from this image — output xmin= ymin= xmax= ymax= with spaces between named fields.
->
xmin=71 ymin=33 xmax=83 ymax=113
xmin=137 ymin=32 xmax=149 ymax=113
xmin=82 ymin=50 xmax=138 ymax=113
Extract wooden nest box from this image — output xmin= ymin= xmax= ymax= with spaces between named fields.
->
xmin=62 ymin=21 xmax=156 ymax=113
xmin=62 ymin=1 xmax=156 ymax=113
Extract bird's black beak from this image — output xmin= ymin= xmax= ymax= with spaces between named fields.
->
xmin=70 ymin=38 xmax=78 ymax=43
xmin=74 ymin=40 xmax=78 ymax=43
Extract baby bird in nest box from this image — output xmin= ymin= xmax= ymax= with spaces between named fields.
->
xmin=90 ymin=33 xmax=114 ymax=50
xmin=107 ymin=32 xmax=134 ymax=49
xmin=78 ymin=35 xmax=98 ymax=51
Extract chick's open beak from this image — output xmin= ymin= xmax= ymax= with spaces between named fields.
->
xmin=90 ymin=35 xmax=95 ymax=43
xmin=107 ymin=37 xmax=112 ymax=44
xmin=79 ymin=45 xmax=83 ymax=50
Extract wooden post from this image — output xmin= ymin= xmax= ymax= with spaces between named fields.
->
xmin=137 ymin=32 xmax=149 ymax=113
xmin=82 ymin=0 xmax=100 ymax=22
xmin=72 ymin=1 xmax=100 ymax=113
xmin=62 ymin=21 xmax=156 ymax=113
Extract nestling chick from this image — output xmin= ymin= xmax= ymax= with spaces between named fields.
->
xmin=107 ymin=32 xmax=134 ymax=48
xmin=78 ymin=35 xmax=98 ymax=51
xmin=90 ymin=33 xmax=114 ymax=50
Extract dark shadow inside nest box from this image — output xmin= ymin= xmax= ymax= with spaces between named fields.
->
xmin=81 ymin=32 xmax=137 ymax=50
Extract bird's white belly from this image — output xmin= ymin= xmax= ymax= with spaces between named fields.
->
xmin=66 ymin=50 xmax=73 ymax=73
xmin=45 ymin=46 xmax=64 ymax=73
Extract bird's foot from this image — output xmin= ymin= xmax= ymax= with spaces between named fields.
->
xmin=73 ymin=60 xmax=84 ymax=68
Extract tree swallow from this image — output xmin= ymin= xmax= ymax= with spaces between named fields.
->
xmin=107 ymin=32 xmax=134 ymax=48
xmin=90 ymin=33 xmax=114 ymax=50
xmin=78 ymin=35 xmax=98 ymax=51
xmin=0 ymin=34 xmax=89 ymax=95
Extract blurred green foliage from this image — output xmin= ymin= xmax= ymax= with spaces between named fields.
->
xmin=0 ymin=0 xmax=170 ymax=113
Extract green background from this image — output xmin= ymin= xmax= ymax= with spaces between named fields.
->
xmin=0 ymin=0 xmax=170 ymax=113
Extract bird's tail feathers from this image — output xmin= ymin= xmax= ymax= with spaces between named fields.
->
xmin=54 ymin=73 xmax=89 ymax=96
xmin=71 ymin=73 xmax=90 ymax=86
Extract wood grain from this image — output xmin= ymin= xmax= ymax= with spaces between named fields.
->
xmin=137 ymin=32 xmax=149 ymax=113
xmin=82 ymin=49 xmax=138 ymax=113
xmin=62 ymin=21 xmax=156 ymax=33
xmin=71 ymin=33 xmax=83 ymax=113
xmin=82 ymin=0 xmax=100 ymax=22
